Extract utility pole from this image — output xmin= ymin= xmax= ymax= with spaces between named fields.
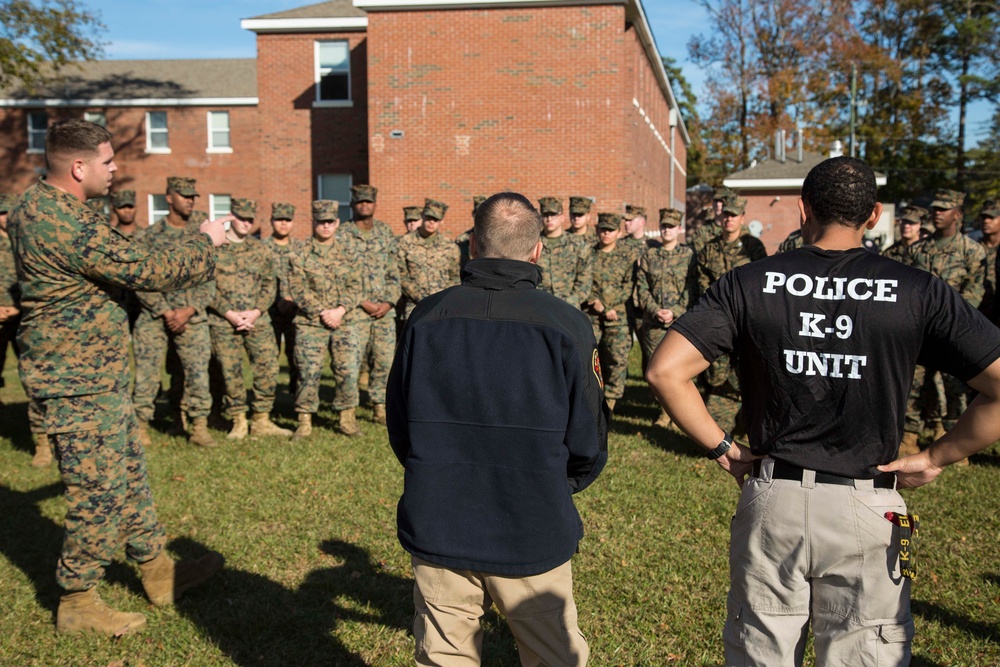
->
xmin=849 ymin=63 xmax=858 ymax=158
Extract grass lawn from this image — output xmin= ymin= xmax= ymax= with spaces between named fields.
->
xmin=1 ymin=347 xmax=998 ymax=666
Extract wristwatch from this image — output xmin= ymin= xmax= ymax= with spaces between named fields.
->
xmin=706 ymin=432 xmax=733 ymax=460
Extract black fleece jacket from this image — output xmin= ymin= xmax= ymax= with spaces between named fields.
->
xmin=386 ymin=258 xmax=609 ymax=576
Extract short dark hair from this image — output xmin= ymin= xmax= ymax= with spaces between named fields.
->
xmin=473 ymin=192 xmax=543 ymax=259
xmin=45 ymin=119 xmax=112 ymax=168
xmin=801 ymin=156 xmax=878 ymax=229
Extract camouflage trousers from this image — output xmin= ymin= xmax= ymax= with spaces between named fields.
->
xmin=354 ymin=315 xmax=395 ymax=405
xmin=590 ymin=319 xmax=632 ymax=401
xmin=269 ymin=303 xmax=299 ymax=395
xmin=209 ymin=319 xmax=279 ymax=417
xmin=132 ymin=311 xmax=212 ymax=423
xmin=904 ymin=365 xmax=947 ymax=434
xmin=1 ymin=317 xmax=45 ymax=433
xmin=704 ymin=356 xmax=744 ymax=436
xmin=49 ymin=388 xmax=165 ymax=591
xmin=639 ymin=323 xmax=669 ymax=374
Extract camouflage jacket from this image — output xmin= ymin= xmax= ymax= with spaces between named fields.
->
xmin=911 ymin=233 xmax=987 ymax=307
xmin=0 ymin=230 xmax=19 ymax=308
xmin=687 ymin=223 xmax=718 ymax=256
xmin=207 ymin=235 xmax=277 ymax=327
xmin=337 ymin=219 xmax=401 ymax=323
xmin=637 ymin=244 xmax=696 ymax=329
xmin=697 ymin=233 xmax=768 ymax=294
xmin=586 ymin=244 xmax=637 ymax=328
xmin=288 ymin=238 xmax=364 ymax=329
xmin=263 ymin=236 xmax=303 ymax=302
xmin=881 ymin=242 xmax=917 ymax=267
xmin=619 ymin=235 xmax=649 ymax=262
xmin=455 ymin=227 xmax=474 ymax=268
xmin=778 ymin=230 xmax=804 ymax=253
xmin=397 ymin=230 xmax=461 ymax=318
xmin=980 ymin=243 xmax=998 ymax=318
xmin=135 ymin=215 xmax=215 ymax=320
xmin=8 ymin=179 xmax=215 ymax=430
xmin=538 ymin=233 xmax=593 ymax=308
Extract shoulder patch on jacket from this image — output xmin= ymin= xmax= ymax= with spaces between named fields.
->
xmin=592 ymin=348 xmax=604 ymax=388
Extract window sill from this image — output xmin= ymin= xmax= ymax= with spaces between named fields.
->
xmin=145 ymin=148 xmax=172 ymax=155
xmin=206 ymin=147 xmax=234 ymax=154
xmin=26 ymin=148 xmax=44 ymax=155
xmin=313 ymin=100 xmax=353 ymax=109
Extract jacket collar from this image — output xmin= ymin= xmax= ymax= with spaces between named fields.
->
xmin=461 ymin=258 xmax=540 ymax=290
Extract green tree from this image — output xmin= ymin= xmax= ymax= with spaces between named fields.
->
xmin=0 ymin=0 xmax=104 ymax=92
xmin=966 ymin=107 xmax=1000 ymax=212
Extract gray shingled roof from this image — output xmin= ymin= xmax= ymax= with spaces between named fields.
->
xmin=727 ymin=150 xmax=828 ymax=181
xmin=248 ymin=0 xmax=366 ymax=20
xmin=0 ymin=59 xmax=257 ymax=100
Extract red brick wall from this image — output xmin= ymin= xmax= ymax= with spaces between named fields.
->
xmin=742 ymin=188 xmax=802 ymax=254
xmin=365 ymin=4 xmax=677 ymax=236
xmin=255 ymin=31 xmax=369 ymax=238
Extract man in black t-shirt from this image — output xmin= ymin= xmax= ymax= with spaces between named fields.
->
xmin=647 ymin=157 xmax=1000 ymax=666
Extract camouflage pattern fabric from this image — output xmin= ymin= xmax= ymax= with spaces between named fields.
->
xmin=979 ymin=243 xmax=998 ymax=319
xmin=288 ymin=238 xmax=364 ymax=413
xmin=537 ymin=234 xmax=593 ymax=308
xmin=882 ymin=242 xmax=917 ymax=266
xmin=1 ymin=227 xmax=44 ymax=431
xmin=636 ymin=244 xmax=696 ymax=364
xmin=207 ymin=235 xmax=279 ymax=416
xmin=264 ymin=237 xmax=303 ymax=394
xmin=778 ymin=229 xmax=804 ymax=253
xmin=586 ymin=244 xmax=636 ymax=400
xmin=454 ymin=228 xmax=473 ymax=268
xmin=687 ymin=223 xmax=718 ymax=257
xmin=8 ymin=178 xmax=215 ymax=591
xmin=397 ymin=231 xmax=461 ymax=319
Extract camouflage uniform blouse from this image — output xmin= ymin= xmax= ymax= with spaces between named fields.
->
xmin=981 ymin=243 xmax=999 ymax=318
xmin=696 ymin=233 xmax=768 ymax=293
xmin=207 ymin=235 xmax=277 ymax=325
xmin=135 ymin=217 xmax=216 ymax=321
xmin=288 ymin=238 xmax=364 ymax=329
xmin=637 ymin=244 xmax=696 ymax=328
xmin=0 ymin=230 xmax=18 ymax=309
xmin=337 ymin=219 xmax=400 ymax=325
xmin=911 ymin=233 xmax=987 ymax=307
xmin=397 ymin=231 xmax=461 ymax=318
xmin=262 ymin=237 xmax=303 ymax=302
xmin=538 ymin=233 xmax=593 ymax=308
xmin=587 ymin=244 xmax=637 ymax=329
xmin=881 ymin=242 xmax=917 ymax=267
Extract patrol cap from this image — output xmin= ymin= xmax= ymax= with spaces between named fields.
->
xmin=0 ymin=193 xmax=13 ymax=213
xmin=403 ymin=206 xmax=422 ymax=222
xmin=597 ymin=213 xmax=622 ymax=231
xmin=538 ymin=196 xmax=563 ymax=215
xmin=166 ymin=176 xmax=198 ymax=197
xmin=569 ymin=197 xmax=593 ymax=215
xmin=423 ymin=198 xmax=448 ymax=221
xmin=713 ymin=186 xmax=735 ymax=202
xmin=624 ymin=204 xmax=646 ymax=220
xmin=312 ymin=200 xmax=339 ymax=222
xmin=472 ymin=195 xmax=488 ymax=215
xmin=979 ymin=200 xmax=1000 ymax=218
xmin=898 ymin=209 xmax=923 ymax=225
xmin=721 ymin=194 xmax=747 ymax=216
xmin=231 ymin=198 xmax=257 ymax=220
xmin=659 ymin=208 xmax=684 ymax=227
xmin=351 ymin=184 xmax=378 ymax=204
xmin=930 ymin=189 xmax=965 ymax=210
xmin=271 ymin=202 xmax=295 ymax=221
xmin=111 ymin=190 xmax=135 ymax=208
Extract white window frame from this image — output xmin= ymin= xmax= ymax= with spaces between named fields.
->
xmin=209 ymin=194 xmax=232 ymax=223
xmin=84 ymin=111 xmax=107 ymax=127
xmin=145 ymin=111 xmax=170 ymax=154
xmin=314 ymin=40 xmax=353 ymax=108
xmin=206 ymin=111 xmax=232 ymax=153
xmin=149 ymin=194 xmax=169 ymax=224
xmin=317 ymin=174 xmax=353 ymax=221
xmin=27 ymin=111 xmax=47 ymax=153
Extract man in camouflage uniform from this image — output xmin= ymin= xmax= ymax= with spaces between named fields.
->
xmin=207 ymin=198 xmax=291 ymax=441
xmin=454 ymin=195 xmax=486 ymax=269
xmin=110 ymin=189 xmax=138 ymax=236
xmin=908 ymin=189 xmax=987 ymax=454
xmin=402 ymin=205 xmax=422 ymax=235
xmin=696 ymin=194 xmax=767 ymax=434
xmin=568 ymin=196 xmax=596 ymax=241
xmin=289 ymin=201 xmax=364 ymax=437
xmin=398 ymin=198 xmax=461 ymax=320
xmin=620 ymin=204 xmax=650 ymax=369
xmin=336 ymin=185 xmax=400 ymax=430
xmin=978 ymin=200 xmax=1000 ymax=320
xmin=882 ymin=206 xmax=925 ymax=266
xmin=537 ymin=196 xmax=593 ymax=307
xmin=689 ymin=186 xmax=733 ymax=257
xmin=637 ymin=208 xmax=697 ymax=427
xmin=264 ymin=202 xmax=301 ymax=398
xmin=778 ymin=229 xmax=804 ymax=253
xmin=585 ymin=213 xmax=635 ymax=413
xmin=9 ymin=119 xmax=223 ymax=636
xmin=132 ymin=177 xmax=219 ymax=448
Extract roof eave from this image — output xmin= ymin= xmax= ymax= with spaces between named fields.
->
xmin=0 ymin=97 xmax=259 ymax=108
xmin=241 ymin=16 xmax=368 ymax=33
xmin=724 ymin=175 xmax=889 ymax=190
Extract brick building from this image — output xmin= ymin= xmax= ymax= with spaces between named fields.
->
xmin=1 ymin=0 xmax=687 ymax=237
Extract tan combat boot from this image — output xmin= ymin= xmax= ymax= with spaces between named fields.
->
xmin=250 ymin=413 xmax=293 ymax=438
xmin=605 ymin=398 xmax=616 ymax=413
xmin=898 ymin=432 xmax=921 ymax=457
xmin=293 ymin=413 xmax=312 ymax=439
xmin=372 ymin=403 xmax=387 ymax=425
xmin=227 ymin=413 xmax=249 ymax=441
xmin=654 ymin=407 xmax=673 ymax=429
xmin=56 ymin=588 xmax=146 ymax=636
xmin=139 ymin=551 xmax=225 ymax=607
xmin=31 ymin=432 xmax=53 ymax=468
xmin=338 ymin=408 xmax=361 ymax=437
xmin=137 ymin=420 xmax=153 ymax=448
xmin=188 ymin=417 xmax=219 ymax=448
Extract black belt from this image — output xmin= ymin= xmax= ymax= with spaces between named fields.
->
xmin=752 ymin=459 xmax=895 ymax=489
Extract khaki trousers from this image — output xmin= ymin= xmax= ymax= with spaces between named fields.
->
xmin=411 ymin=556 xmax=589 ymax=667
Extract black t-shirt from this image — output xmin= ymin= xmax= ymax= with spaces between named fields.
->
xmin=673 ymin=246 xmax=1000 ymax=478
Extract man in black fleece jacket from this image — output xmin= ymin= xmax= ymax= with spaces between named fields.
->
xmin=387 ymin=192 xmax=609 ymax=666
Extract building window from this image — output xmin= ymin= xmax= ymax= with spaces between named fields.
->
xmin=209 ymin=194 xmax=232 ymax=221
xmin=149 ymin=194 xmax=169 ymax=224
xmin=27 ymin=112 xmax=47 ymax=153
xmin=207 ymin=111 xmax=231 ymax=152
xmin=84 ymin=111 xmax=107 ymax=127
xmin=146 ymin=111 xmax=169 ymax=153
xmin=317 ymin=174 xmax=352 ymax=220
xmin=315 ymin=41 xmax=351 ymax=103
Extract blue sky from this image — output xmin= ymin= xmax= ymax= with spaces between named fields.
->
xmin=84 ymin=0 xmax=989 ymax=148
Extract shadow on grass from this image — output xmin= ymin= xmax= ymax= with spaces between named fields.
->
xmin=968 ymin=450 xmax=1000 ymax=468
xmin=0 ymin=482 xmax=64 ymax=615
xmin=912 ymin=598 xmax=999 ymax=644
xmin=609 ymin=382 xmax=703 ymax=459
xmin=0 ymin=401 xmax=35 ymax=455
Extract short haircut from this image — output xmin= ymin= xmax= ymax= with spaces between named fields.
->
xmin=45 ymin=119 xmax=113 ymax=170
xmin=473 ymin=192 xmax=543 ymax=260
xmin=801 ymin=156 xmax=879 ymax=229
